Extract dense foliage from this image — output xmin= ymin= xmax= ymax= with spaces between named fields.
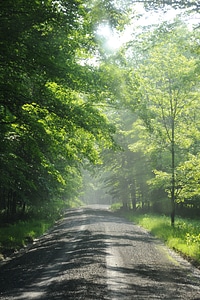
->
xmin=100 ymin=19 xmax=200 ymax=224
xmin=0 ymin=0 xmax=126 ymax=221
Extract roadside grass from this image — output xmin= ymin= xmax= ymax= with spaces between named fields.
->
xmin=0 ymin=219 xmax=53 ymax=252
xmin=120 ymin=211 xmax=200 ymax=266
xmin=0 ymin=199 xmax=83 ymax=260
xmin=110 ymin=202 xmax=122 ymax=211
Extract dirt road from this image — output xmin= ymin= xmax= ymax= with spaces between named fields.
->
xmin=0 ymin=206 xmax=199 ymax=299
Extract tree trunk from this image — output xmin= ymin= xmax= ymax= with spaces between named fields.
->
xmin=171 ymin=115 xmax=175 ymax=226
xmin=171 ymin=198 xmax=175 ymax=226
xmin=11 ymin=191 xmax=17 ymax=216
xmin=130 ymin=180 xmax=136 ymax=211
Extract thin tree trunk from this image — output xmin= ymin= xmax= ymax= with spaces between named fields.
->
xmin=130 ymin=179 xmax=136 ymax=211
xmin=171 ymin=116 xmax=175 ymax=226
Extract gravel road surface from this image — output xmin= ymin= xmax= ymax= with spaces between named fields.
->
xmin=0 ymin=206 xmax=200 ymax=299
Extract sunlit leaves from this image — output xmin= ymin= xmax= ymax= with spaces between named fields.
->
xmin=126 ymin=21 xmax=200 ymax=215
xmin=135 ymin=24 xmax=200 ymax=151
xmin=0 ymin=0 xmax=126 ymax=218
xmin=176 ymin=154 xmax=200 ymax=199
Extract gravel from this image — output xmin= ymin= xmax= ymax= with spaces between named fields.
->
xmin=0 ymin=206 xmax=199 ymax=299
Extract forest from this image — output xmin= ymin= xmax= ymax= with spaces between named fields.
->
xmin=0 ymin=0 xmax=200 ymax=229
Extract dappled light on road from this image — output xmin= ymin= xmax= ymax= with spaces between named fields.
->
xmin=0 ymin=207 xmax=199 ymax=299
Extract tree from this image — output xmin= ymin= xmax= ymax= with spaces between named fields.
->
xmin=99 ymin=107 xmax=151 ymax=210
xmin=0 ymin=0 xmax=127 ymax=220
xmin=124 ymin=0 xmax=200 ymax=13
xmin=128 ymin=22 xmax=200 ymax=225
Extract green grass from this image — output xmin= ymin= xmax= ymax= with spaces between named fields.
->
xmin=110 ymin=202 xmax=122 ymax=211
xmin=0 ymin=219 xmax=54 ymax=255
xmin=0 ymin=199 xmax=83 ymax=260
xmin=123 ymin=212 xmax=200 ymax=266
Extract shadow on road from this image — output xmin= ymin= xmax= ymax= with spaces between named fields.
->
xmin=0 ymin=207 xmax=199 ymax=299
xmin=0 ymin=208 xmax=109 ymax=299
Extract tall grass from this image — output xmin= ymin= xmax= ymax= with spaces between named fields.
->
xmin=125 ymin=212 xmax=200 ymax=265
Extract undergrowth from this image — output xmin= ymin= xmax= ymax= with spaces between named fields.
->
xmin=0 ymin=198 xmax=83 ymax=260
xmin=0 ymin=219 xmax=52 ymax=251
